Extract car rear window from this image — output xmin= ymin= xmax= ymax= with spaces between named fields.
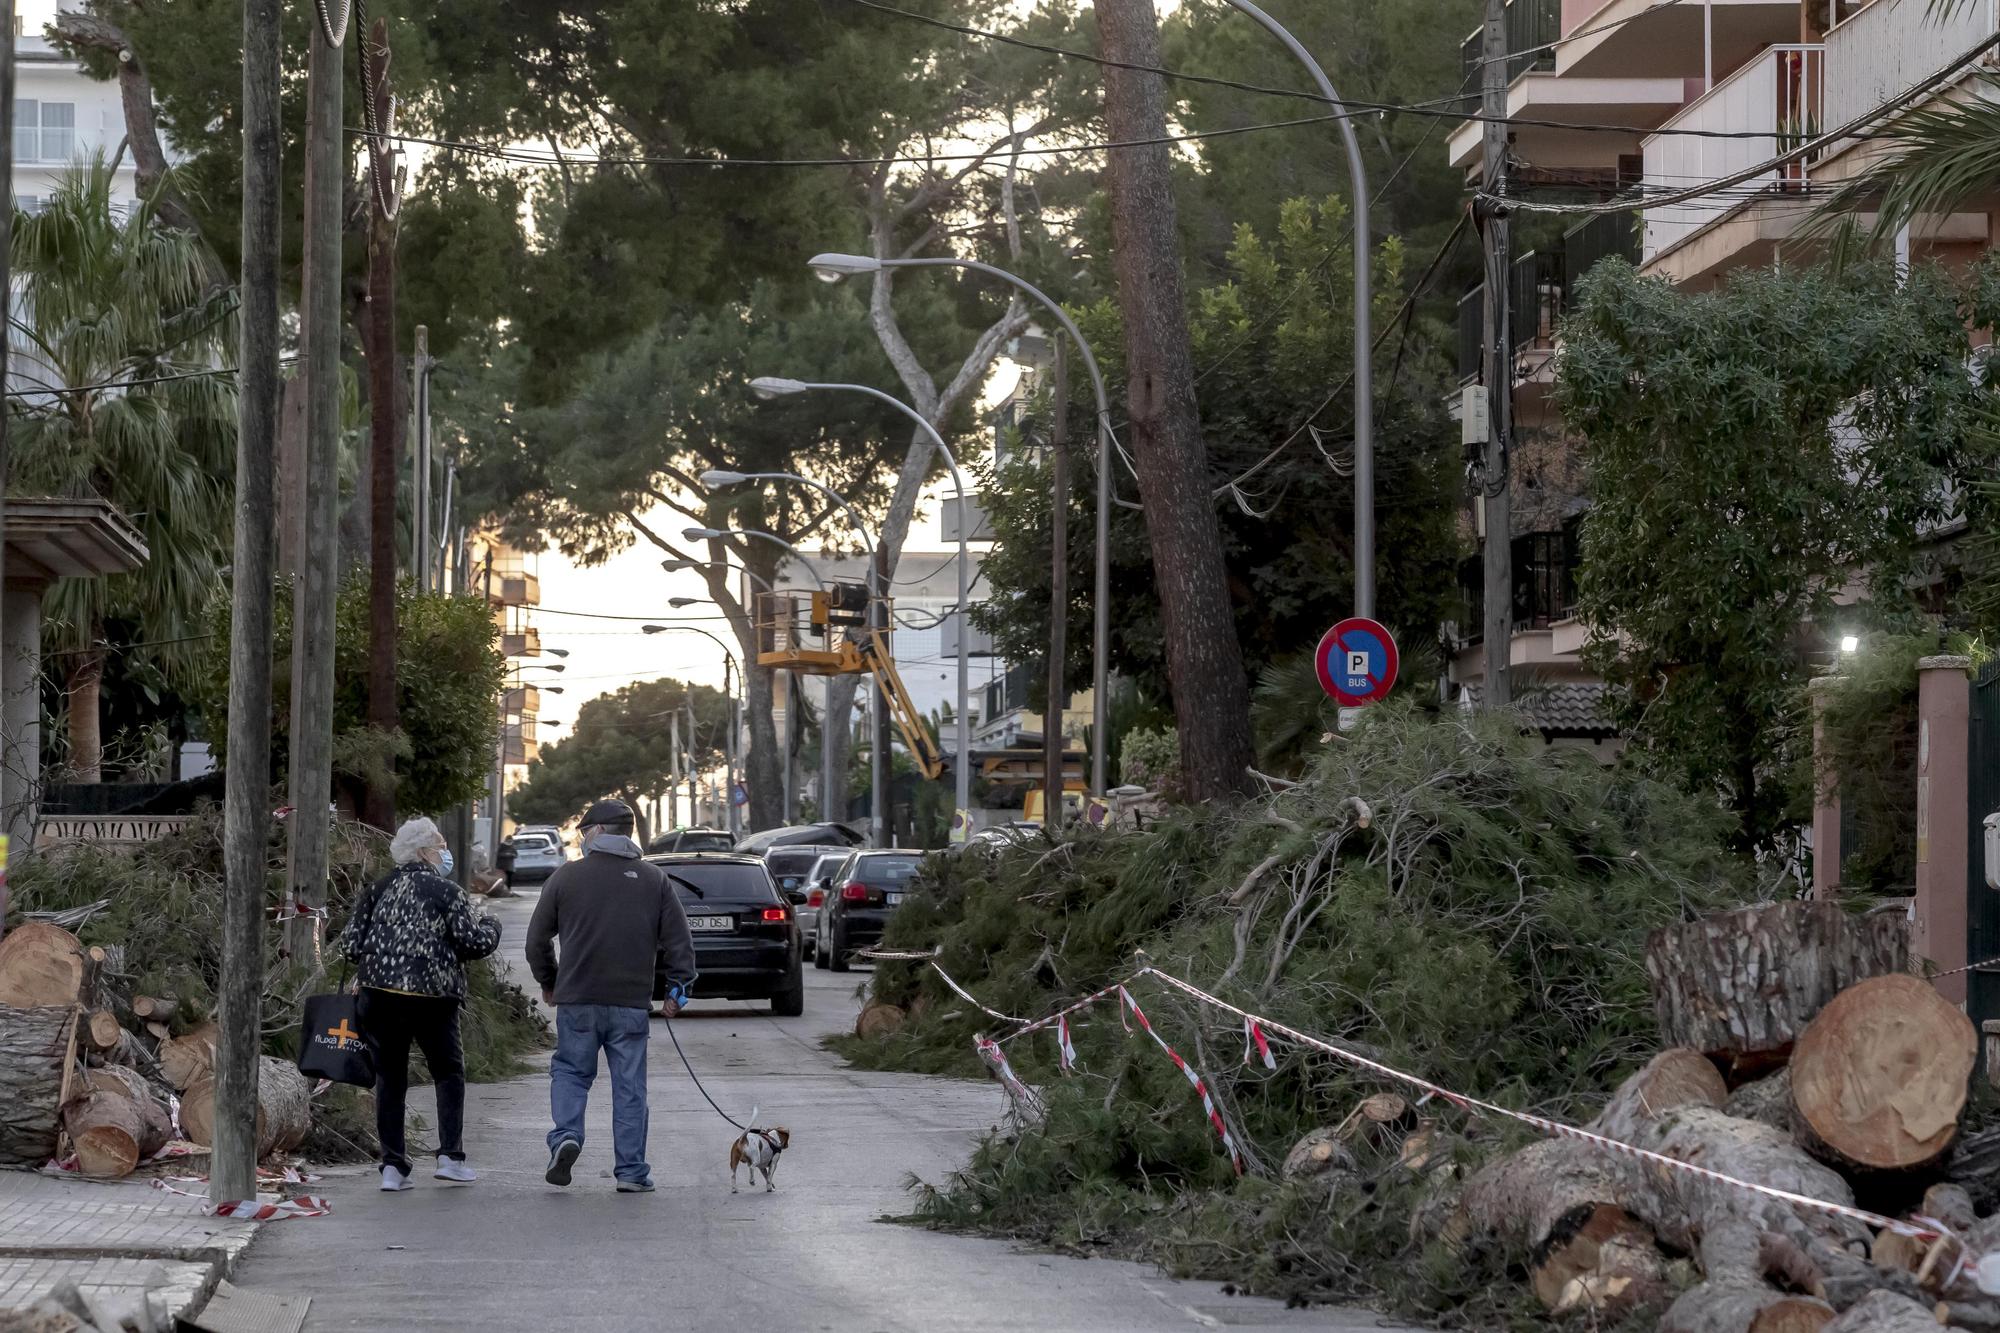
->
xmin=679 ymin=832 xmax=735 ymax=852
xmin=514 ymin=835 xmax=556 ymax=852
xmin=766 ymin=848 xmax=830 ymax=877
xmin=854 ymin=856 xmax=922 ymax=889
xmin=651 ymin=860 xmax=779 ymax=908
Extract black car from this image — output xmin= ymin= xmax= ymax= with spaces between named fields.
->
xmin=762 ymin=845 xmax=844 ymax=959
xmin=813 ymin=849 xmax=924 ymax=973
xmin=647 ymin=853 xmax=805 ymax=1016
xmin=647 ymin=827 xmax=736 ymax=855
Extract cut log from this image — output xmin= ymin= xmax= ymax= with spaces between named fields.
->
xmin=179 ymin=1055 xmax=310 ymax=1158
xmin=62 ymin=1088 xmax=167 ymax=1178
xmin=158 ymin=1022 xmax=217 ymax=1091
xmin=0 ymin=923 xmax=87 ymax=1008
xmin=1791 ymin=973 xmax=1975 ymax=1171
xmin=1646 ymin=902 xmax=1908 ymax=1080
xmin=144 ymin=1020 xmax=171 ymax=1042
xmin=1283 ymin=1125 xmax=1358 ymax=1183
xmin=0 ymin=1004 xmax=74 ymax=1166
xmin=855 ymin=1002 xmax=905 ymax=1039
xmin=1827 ymin=1291 xmax=1949 ymax=1331
xmin=1725 ymin=1069 xmax=1799 ymax=1136
xmin=83 ymin=1009 xmax=122 ymax=1052
xmin=1457 ymin=1136 xmax=1668 ymax=1317
xmin=1595 ymin=1047 xmax=1729 ymax=1144
xmin=131 ymin=996 xmax=177 ymax=1023
xmin=1658 ymin=1281 xmax=1834 ymax=1333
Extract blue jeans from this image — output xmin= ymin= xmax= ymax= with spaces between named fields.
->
xmin=547 ymin=1004 xmax=652 ymax=1184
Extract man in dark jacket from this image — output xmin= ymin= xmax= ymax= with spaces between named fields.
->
xmin=526 ymin=799 xmax=696 ymax=1193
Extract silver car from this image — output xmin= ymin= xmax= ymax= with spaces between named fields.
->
xmin=794 ymin=851 xmax=851 ymax=959
xmin=508 ymin=830 xmax=568 ymax=884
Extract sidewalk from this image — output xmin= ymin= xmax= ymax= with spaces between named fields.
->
xmin=0 ymin=1167 xmax=264 ymax=1325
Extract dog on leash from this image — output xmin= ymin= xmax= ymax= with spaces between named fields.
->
xmin=729 ymin=1127 xmax=790 ymax=1193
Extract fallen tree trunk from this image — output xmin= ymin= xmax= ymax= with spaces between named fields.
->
xmin=1790 ymin=973 xmax=1974 ymax=1172
xmin=0 ymin=1004 xmax=75 ymax=1165
xmin=1457 ymin=1137 xmax=1669 ymax=1317
xmin=1646 ymin=902 xmax=1907 ymax=1081
xmin=1828 ymin=1290 xmax=1950 ymax=1331
xmin=180 ymin=1055 xmax=310 ymax=1158
xmin=1658 ymin=1281 xmax=1833 ymax=1333
xmin=159 ymin=1022 xmax=217 ymax=1091
xmin=0 ymin=922 xmax=87 ymax=1008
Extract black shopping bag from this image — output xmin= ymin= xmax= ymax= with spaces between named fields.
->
xmin=296 ymin=991 xmax=376 ymax=1087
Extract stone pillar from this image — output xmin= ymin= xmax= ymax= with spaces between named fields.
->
xmin=1 ymin=581 xmax=43 ymax=855
xmin=1806 ymin=675 xmax=1844 ymax=899
xmin=1917 ymin=655 xmax=1974 ymax=1005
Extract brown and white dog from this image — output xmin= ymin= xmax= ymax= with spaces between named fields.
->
xmin=729 ymin=1127 xmax=790 ymax=1193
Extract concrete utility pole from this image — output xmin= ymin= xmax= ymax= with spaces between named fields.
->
xmin=0 ymin=0 xmax=15 ymax=933
xmin=872 ymin=545 xmax=890 ymax=847
xmin=1479 ymin=0 xmax=1514 ymax=709
xmin=215 ymin=0 xmax=282 ymax=1208
xmin=360 ymin=32 xmax=400 ymax=834
xmin=1044 ymin=346 xmax=1069 ymax=831
xmin=285 ymin=0 xmax=346 ymax=964
xmin=669 ymin=709 xmax=681 ymax=828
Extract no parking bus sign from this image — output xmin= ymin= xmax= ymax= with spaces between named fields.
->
xmin=1314 ymin=617 xmax=1399 ymax=707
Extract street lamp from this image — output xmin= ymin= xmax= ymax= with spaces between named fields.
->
xmin=803 ymin=257 xmax=1113 ymax=796
xmin=640 ymin=622 xmax=746 ymax=838
xmin=697 ymin=470 xmax=880 ymax=840
xmin=742 ymin=380 xmax=974 ymax=841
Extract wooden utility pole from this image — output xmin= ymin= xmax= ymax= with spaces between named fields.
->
xmin=1093 ymin=0 xmax=1256 ymax=802
xmin=0 ymin=0 xmax=15 ymax=934
xmin=1043 ymin=346 xmax=1069 ymax=831
xmin=285 ymin=0 xmax=345 ymax=967
xmin=361 ymin=25 xmax=400 ymax=833
xmin=215 ymin=0 xmax=282 ymax=1208
xmin=1479 ymin=0 xmax=1515 ymax=709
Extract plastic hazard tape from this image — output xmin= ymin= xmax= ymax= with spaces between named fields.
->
xmin=854 ymin=947 xmax=1032 ymax=1025
xmin=918 ymin=952 xmax=1959 ymax=1251
xmin=151 ymin=1177 xmax=331 ymax=1219
xmin=1057 ymin=1014 xmax=1078 ymax=1073
xmin=1928 ymin=953 xmax=2000 ymax=981
xmin=974 ymin=1035 xmax=1043 ymax=1117
xmin=1119 ymin=986 xmax=1244 ymax=1176
xmin=271 ymin=897 xmax=330 ymax=923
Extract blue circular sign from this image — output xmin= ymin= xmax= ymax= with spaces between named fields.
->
xmin=1315 ymin=618 xmax=1399 ymax=707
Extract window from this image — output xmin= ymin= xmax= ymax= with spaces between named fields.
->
xmin=15 ymin=101 xmax=75 ymax=163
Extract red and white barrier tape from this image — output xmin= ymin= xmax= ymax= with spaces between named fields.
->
xmin=1928 ymin=954 xmax=2000 ymax=981
xmin=1118 ymin=986 xmax=1244 ymax=1176
xmin=974 ymin=1035 xmax=1044 ymax=1116
xmin=1057 ymin=1014 xmax=1078 ymax=1072
xmin=1243 ymin=1017 xmax=1276 ymax=1071
xmin=150 ymin=1177 xmax=331 ymax=1219
xmin=915 ymin=952 xmax=1956 ymax=1250
xmin=272 ymin=897 xmax=330 ymax=923
xmin=855 ymin=948 xmax=1032 ymax=1024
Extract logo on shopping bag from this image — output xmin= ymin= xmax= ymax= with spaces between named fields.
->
xmin=320 ymin=1019 xmax=362 ymax=1051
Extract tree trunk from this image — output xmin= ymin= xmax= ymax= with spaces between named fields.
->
xmin=1659 ymin=1282 xmax=1834 ymax=1333
xmin=361 ymin=64 xmax=397 ymax=836
xmin=66 ymin=647 xmax=103 ymax=782
xmin=1093 ymin=0 xmax=1255 ymax=803
xmin=181 ymin=1055 xmax=309 ymax=1159
xmin=0 ymin=922 xmax=86 ymax=1007
xmin=0 ymin=1003 xmax=71 ymax=1165
xmin=825 ymin=674 xmax=860 ymax=824
xmin=1789 ymin=973 xmax=1973 ymax=1172
xmin=131 ymin=995 xmax=177 ymax=1023
xmin=63 ymin=1086 xmax=169 ymax=1178
xmin=745 ymin=662 xmax=782 ymax=832
xmin=1825 ymin=1291 xmax=1942 ymax=1332
xmin=1645 ymin=901 xmax=1909 ymax=1081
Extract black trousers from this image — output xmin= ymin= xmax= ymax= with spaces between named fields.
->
xmin=356 ymin=988 xmax=466 ymax=1173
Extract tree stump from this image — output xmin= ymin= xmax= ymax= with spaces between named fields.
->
xmin=1646 ymin=902 xmax=1907 ymax=1081
xmin=0 ymin=923 xmax=87 ymax=1008
xmin=179 ymin=1055 xmax=310 ymax=1158
xmin=0 ymin=1004 xmax=73 ymax=1166
xmin=1790 ymin=973 xmax=1974 ymax=1171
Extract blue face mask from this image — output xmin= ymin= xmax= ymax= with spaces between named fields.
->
xmin=436 ymin=848 xmax=455 ymax=878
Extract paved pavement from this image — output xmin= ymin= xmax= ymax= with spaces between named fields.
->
xmin=0 ymin=1167 xmax=262 ymax=1323
xmin=231 ymin=886 xmax=1412 ymax=1331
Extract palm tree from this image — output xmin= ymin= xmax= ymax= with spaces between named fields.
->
xmin=9 ymin=160 xmax=237 ymax=780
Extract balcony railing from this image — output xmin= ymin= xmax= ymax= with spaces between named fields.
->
xmin=1642 ymin=44 xmax=1822 ymax=262
xmin=501 ymin=625 xmax=541 ymax=658
xmin=1460 ymin=0 xmax=1561 ymax=88
xmin=1456 ymin=250 xmax=1566 ymax=385
xmin=1825 ymin=0 xmax=1997 ymax=135
xmin=1561 ymin=209 xmax=1640 ymax=302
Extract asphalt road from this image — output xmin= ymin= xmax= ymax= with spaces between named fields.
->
xmin=233 ymin=886 xmax=1409 ymax=1332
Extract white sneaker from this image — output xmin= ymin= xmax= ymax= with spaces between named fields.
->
xmin=380 ymin=1165 xmax=413 ymax=1192
xmin=433 ymin=1159 xmax=477 ymax=1184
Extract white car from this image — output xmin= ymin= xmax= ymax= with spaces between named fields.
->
xmin=508 ymin=830 xmax=568 ymax=884
xmin=796 ymin=851 xmax=852 ymax=959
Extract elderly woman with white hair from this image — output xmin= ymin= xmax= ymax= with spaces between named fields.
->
xmin=341 ymin=816 xmax=502 ymax=1192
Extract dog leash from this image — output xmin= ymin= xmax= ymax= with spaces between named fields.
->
xmin=662 ymin=1018 xmax=761 ymax=1137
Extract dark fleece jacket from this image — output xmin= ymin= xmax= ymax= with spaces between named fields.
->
xmin=526 ymin=845 xmax=697 ymax=1008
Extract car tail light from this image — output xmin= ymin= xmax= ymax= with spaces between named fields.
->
xmin=841 ymin=883 xmax=868 ymax=901
xmin=806 ymin=889 xmax=824 ymax=907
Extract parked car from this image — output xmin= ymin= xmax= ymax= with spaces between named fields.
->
xmin=647 ymin=827 xmax=736 ymax=854
xmin=813 ymin=849 xmax=925 ymax=973
xmin=734 ymin=822 xmax=866 ymax=854
xmin=956 ymin=821 xmax=1041 ymax=856
xmin=762 ymin=845 xmax=842 ymax=958
xmin=507 ymin=829 xmax=568 ymax=884
xmin=647 ymin=853 xmax=805 ymax=1016
xmin=792 ymin=851 xmax=854 ymax=960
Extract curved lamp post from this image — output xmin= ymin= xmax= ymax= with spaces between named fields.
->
xmin=641 ymin=621 xmax=745 ymax=838
xmin=743 ymin=377 xmax=973 ymax=844
xmin=806 ymin=255 xmax=1111 ymax=797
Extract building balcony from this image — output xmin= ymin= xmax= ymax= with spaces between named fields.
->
xmin=1554 ymin=0 xmax=1802 ymax=80
xmin=1821 ymin=0 xmax=2000 ymax=165
xmin=504 ymin=685 xmax=541 ymax=715
xmin=1460 ymin=0 xmax=1561 ymax=89
xmin=501 ymin=625 xmax=541 ymax=658
xmin=1641 ymin=44 xmax=1822 ymax=266
xmin=490 ymin=571 xmax=539 ymax=607
xmin=1455 ymin=213 xmax=1638 ymax=386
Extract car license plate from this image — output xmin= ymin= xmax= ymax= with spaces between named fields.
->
xmin=688 ymin=915 xmax=733 ymax=932
xmin=885 ymin=892 xmax=903 ymax=907
xmin=781 ymin=877 xmax=800 ymax=889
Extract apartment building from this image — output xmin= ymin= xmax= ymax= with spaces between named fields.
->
xmin=468 ymin=532 xmax=545 ymax=851
xmin=1448 ymin=0 xmax=1998 ymax=745
xmin=15 ymin=7 xmax=149 ymax=215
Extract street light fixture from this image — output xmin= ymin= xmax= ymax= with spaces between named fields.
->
xmin=806 ymin=254 xmax=1112 ymax=796
xmin=639 ymin=622 xmax=747 ymax=838
xmin=740 ymin=379 xmax=974 ymax=838
xmin=670 ymin=596 xmax=704 ymax=609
